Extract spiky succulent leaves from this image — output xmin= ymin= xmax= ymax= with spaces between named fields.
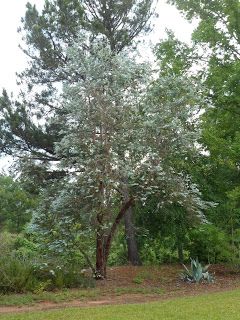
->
xmin=190 ymin=257 xmax=203 ymax=283
xmin=181 ymin=258 xmax=214 ymax=283
xmin=202 ymin=271 xmax=214 ymax=283
xmin=202 ymin=264 xmax=210 ymax=273
xmin=181 ymin=263 xmax=193 ymax=281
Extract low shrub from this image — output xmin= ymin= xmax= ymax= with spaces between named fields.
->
xmin=0 ymin=232 xmax=18 ymax=255
xmin=0 ymin=232 xmax=95 ymax=293
xmin=33 ymin=262 xmax=95 ymax=290
xmin=0 ymin=257 xmax=95 ymax=294
xmin=0 ymin=255 xmax=38 ymax=293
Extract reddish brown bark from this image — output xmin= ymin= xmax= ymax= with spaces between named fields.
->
xmin=95 ymin=198 xmax=133 ymax=279
xmin=95 ymin=228 xmax=106 ymax=279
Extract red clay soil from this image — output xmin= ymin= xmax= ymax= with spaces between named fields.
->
xmin=1 ymin=264 xmax=240 ymax=314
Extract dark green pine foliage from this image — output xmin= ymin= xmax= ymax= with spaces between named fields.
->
xmin=0 ymin=89 xmax=58 ymax=160
xmin=82 ymin=0 xmax=154 ymax=52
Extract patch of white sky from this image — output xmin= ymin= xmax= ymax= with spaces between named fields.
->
xmin=0 ymin=0 xmax=197 ymax=171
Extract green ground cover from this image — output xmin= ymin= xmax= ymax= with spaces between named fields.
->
xmin=0 ymin=287 xmax=164 ymax=307
xmin=1 ymin=289 xmax=240 ymax=320
xmin=0 ymin=289 xmax=101 ymax=306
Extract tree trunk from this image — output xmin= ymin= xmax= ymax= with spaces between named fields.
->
xmin=122 ymin=180 xmax=141 ymax=266
xmin=95 ymin=230 xmax=106 ymax=279
xmin=95 ymin=180 xmax=106 ymax=279
xmin=124 ymin=205 xmax=142 ymax=265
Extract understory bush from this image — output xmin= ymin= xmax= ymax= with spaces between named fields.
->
xmin=140 ymin=237 xmax=180 ymax=264
xmin=188 ymin=224 xmax=232 ymax=264
xmin=0 ymin=255 xmax=37 ymax=293
xmin=0 ymin=256 xmax=95 ymax=294
xmin=34 ymin=262 xmax=95 ymax=290
xmin=0 ymin=232 xmax=37 ymax=293
xmin=0 ymin=232 xmax=95 ymax=294
xmin=108 ymin=229 xmax=128 ymax=266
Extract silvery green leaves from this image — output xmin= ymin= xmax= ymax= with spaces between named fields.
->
xmin=181 ymin=258 xmax=214 ymax=283
xmin=55 ymin=35 xmax=150 ymax=175
xmin=32 ymin=39 xmax=151 ymax=268
xmin=30 ymin=179 xmax=95 ymax=259
xmin=134 ymin=74 xmax=207 ymax=216
xmin=143 ymin=75 xmax=201 ymax=155
xmin=53 ymin=36 xmax=207 ymax=216
xmin=32 ymin=34 xmax=208 ymax=275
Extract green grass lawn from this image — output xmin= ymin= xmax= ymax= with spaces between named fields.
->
xmin=1 ymin=289 xmax=240 ymax=320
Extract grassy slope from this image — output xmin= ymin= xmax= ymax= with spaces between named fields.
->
xmin=1 ymin=289 xmax=240 ymax=320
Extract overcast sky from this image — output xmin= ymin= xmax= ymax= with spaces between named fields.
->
xmin=0 ymin=0 xmax=196 ymax=171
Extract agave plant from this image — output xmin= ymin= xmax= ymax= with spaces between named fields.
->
xmin=181 ymin=258 xmax=214 ymax=283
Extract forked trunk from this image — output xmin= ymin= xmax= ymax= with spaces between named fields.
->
xmin=95 ymin=199 xmax=134 ymax=279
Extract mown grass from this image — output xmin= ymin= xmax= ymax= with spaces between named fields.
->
xmin=1 ymin=289 xmax=240 ymax=320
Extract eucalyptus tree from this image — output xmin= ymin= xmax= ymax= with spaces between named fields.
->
xmin=32 ymin=38 xmax=148 ymax=277
xmin=30 ymin=31 xmax=208 ymax=278
xmin=0 ymin=0 xmax=156 ymax=265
